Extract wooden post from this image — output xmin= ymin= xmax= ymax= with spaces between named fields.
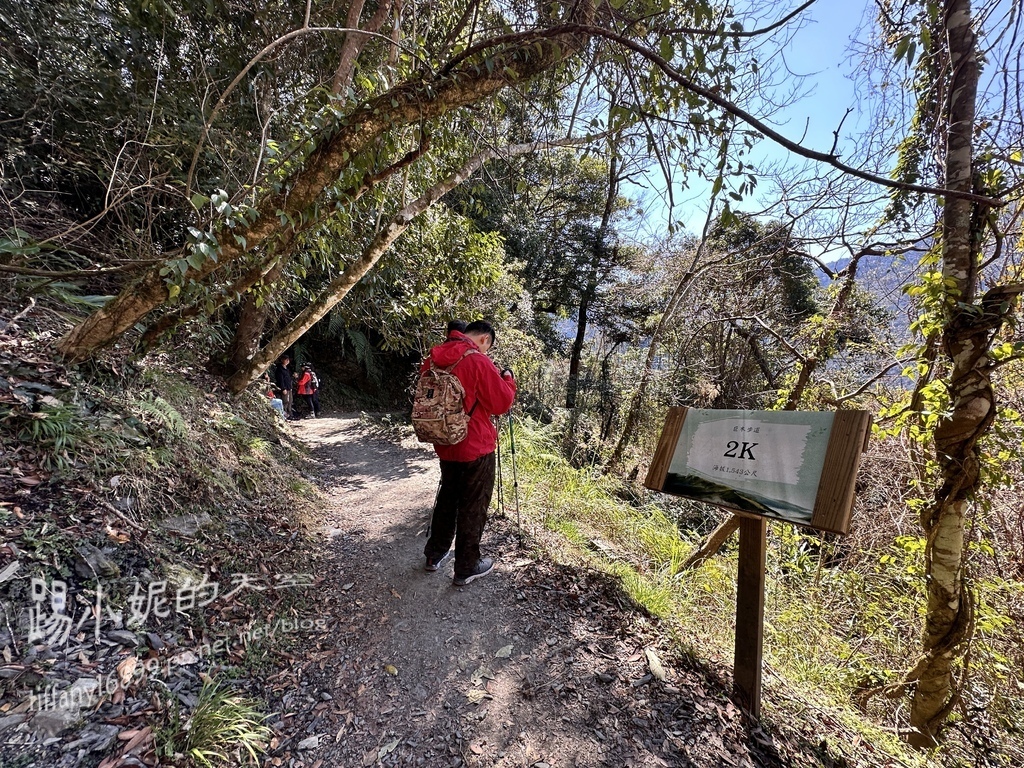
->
xmin=734 ymin=516 xmax=767 ymax=718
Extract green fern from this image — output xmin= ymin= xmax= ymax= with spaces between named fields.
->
xmin=14 ymin=403 xmax=79 ymax=470
xmin=327 ymin=309 xmax=346 ymax=339
xmin=40 ymin=280 xmax=114 ymax=309
xmin=134 ymin=396 xmax=189 ymax=440
xmin=347 ymin=328 xmax=384 ymax=389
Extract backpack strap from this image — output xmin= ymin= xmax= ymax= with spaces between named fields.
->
xmin=426 ymin=348 xmax=481 ymax=415
xmin=429 ymin=347 xmax=479 ymax=374
xmin=455 ymin=349 xmax=481 ymax=416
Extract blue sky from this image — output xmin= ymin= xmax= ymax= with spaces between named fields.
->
xmin=637 ymin=1 xmax=878 ymax=237
xmin=763 ymin=1 xmax=869 ymax=153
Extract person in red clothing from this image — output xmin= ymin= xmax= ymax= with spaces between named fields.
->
xmin=295 ymin=364 xmax=321 ymax=418
xmin=423 ymin=319 xmax=516 ymax=585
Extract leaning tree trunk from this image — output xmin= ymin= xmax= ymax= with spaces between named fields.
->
xmin=226 ymin=257 xmax=289 ymax=371
xmin=227 ymin=284 xmax=274 ymax=371
xmin=226 ymin=136 xmax=599 ymax=393
xmin=331 ymin=0 xmax=393 ymax=95
xmin=56 ymin=9 xmax=596 ymax=364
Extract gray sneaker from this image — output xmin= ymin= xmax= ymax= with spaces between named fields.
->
xmin=453 ymin=557 xmax=493 ymax=586
xmin=424 ymin=550 xmax=452 ymax=572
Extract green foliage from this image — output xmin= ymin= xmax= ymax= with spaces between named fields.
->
xmin=452 ymin=149 xmax=626 ymax=318
xmin=346 ymin=328 xmax=385 ymax=391
xmin=158 ymin=679 xmax=270 ymax=767
xmin=1 ymin=391 xmax=134 ymax=474
xmin=373 ymin=212 xmax=507 ymax=347
xmin=491 ymin=326 xmax=546 ymax=392
xmin=133 ymin=396 xmax=190 ymax=441
xmin=26 ymin=280 xmax=114 ymax=311
xmin=504 ymin=415 xmax=1022 ymax=765
xmin=11 ymin=402 xmax=79 ymax=470
xmin=1 ymin=0 xmax=312 ymax=252
xmin=880 ymin=2 xmax=943 ymax=226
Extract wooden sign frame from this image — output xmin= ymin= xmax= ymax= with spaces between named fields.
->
xmin=645 ymin=407 xmax=871 ymax=535
xmin=644 ymin=407 xmax=871 ymax=718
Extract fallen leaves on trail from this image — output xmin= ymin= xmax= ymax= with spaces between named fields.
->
xmin=470 ymin=665 xmax=495 ymax=685
xmin=466 ymin=688 xmax=492 ymax=704
xmin=297 ymin=734 xmax=322 ymax=750
xmin=116 ymin=656 xmax=137 ymax=685
xmin=645 ymin=648 xmax=666 ymax=681
xmin=495 ymin=644 xmax=513 ymax=658
xmin=378 ymin=738 xmax=400 ymax=759
xmin=105 ymin=524 xmax=131 ymax=544
xmin=94 ymin=725 xmax=154 ymax=767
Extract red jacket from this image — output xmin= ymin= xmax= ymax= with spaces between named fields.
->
xmin=296 ymin=371 xmax=314 ymax=396
xmin=420 ymin=332 xmax=517 ymax=462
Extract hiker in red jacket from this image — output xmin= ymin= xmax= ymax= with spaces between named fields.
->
xmin=422 ymin=320 xmax=516 ymax=585
xmin=296 ymin=364 xmax=321 ymax=418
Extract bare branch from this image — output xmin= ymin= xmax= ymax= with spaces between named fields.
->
xmin=716 ymin=315 xmax=807 ymax=361
xmin=564 ymin=24 xmax=1005 ymax=207
xmin=657 ymin=0 xmax=820 ymax=39
xmin=186 ymin=23 xmax=422 ymax=196
xmin=822 ymin=359 xmax=908 ymax=406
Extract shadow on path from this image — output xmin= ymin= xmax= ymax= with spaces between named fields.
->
xmin=268 ymin=414 xmax=791 ymax=768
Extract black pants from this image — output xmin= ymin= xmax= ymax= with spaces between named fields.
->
xmin=424 ymin=452 xmax=495 ymax=577
xmin=301 ymin=393 xmax=319 ymax=416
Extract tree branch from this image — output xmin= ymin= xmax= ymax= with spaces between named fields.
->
xmin=822 ymin=359 xmax=908 ymax=406
xmin=657 ymin=0 xmax=820 ymax=39
xmin=717 ymin=315 xmax=806 ymax=361
xmin=186 ymin=24 xmax=422 ymax=196
xmin=227 ymin=131 xmax=609 ymax=392
xmin=565 ymin=24 xmax=1005 ymax=207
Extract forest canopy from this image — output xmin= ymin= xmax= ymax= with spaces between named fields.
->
xmin=2 ymin=0 xmax=1023 ymax=758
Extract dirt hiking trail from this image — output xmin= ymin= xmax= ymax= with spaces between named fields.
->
xmin=275 ymin=414 xmax=790 ymax=768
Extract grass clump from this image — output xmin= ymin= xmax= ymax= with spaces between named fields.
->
xmin=159 ymin=680 xmax=271 ymax=767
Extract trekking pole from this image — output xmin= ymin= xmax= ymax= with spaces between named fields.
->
xmin=507 ymin=412 xmax=521 ymax=543
xmin=495 ymin=415 xmax=505 ymax=518
xmin=425 ymin=478 xmax=441 ymax=539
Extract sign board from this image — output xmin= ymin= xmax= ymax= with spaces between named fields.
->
xmin=645 ymin=408 xmax=871 ymax=535
xmin=645 ymin=407 xmax=871 ymax=718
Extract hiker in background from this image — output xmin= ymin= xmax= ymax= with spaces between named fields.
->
xmin=296 ymin=363 xmax=321 ymax=418
xmin=274 ymin=355 xmax=294 ymax=420
xmin=308 ymin=365 xmax=322 ymax=418
xmin=261 ymin=373 xmax=285 ymax=417
xmin=421 ymin=319 xmax=516 ymax=585
xmin=446 ymin=318 xmax=468 ymax=336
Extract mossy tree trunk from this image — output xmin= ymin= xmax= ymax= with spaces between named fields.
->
xmin=906 ymin=0 xmax=1020 ymax=744
xmin=55 ymin=10 xmax=596 ymax=364
xmin=226 ymin=137 xmax=597 ymax=394
xmin=226 ymin=257 xmax=289 ymax=372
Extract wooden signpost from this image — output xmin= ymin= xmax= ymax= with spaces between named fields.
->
xmin=645 ymin=407 xmax=872 ymax=717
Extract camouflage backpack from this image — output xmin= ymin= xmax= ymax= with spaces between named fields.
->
xmin=411 ymin=349 xmax=479 ymax=445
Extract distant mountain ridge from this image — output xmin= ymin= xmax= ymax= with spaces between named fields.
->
xmin=825 ymin=252 xmax=921 ymax=339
